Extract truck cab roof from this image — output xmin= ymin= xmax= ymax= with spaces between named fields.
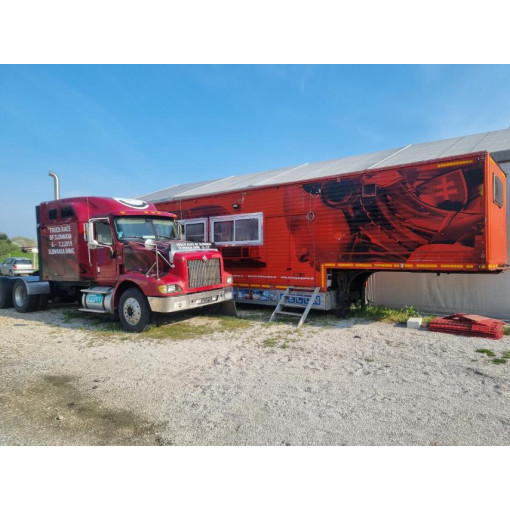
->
xmin=39 ymin=196 xmax=177 ymax=222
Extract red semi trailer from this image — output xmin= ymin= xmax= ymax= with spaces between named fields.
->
xmin=0 ymin=175 xmax=235 ymax=332
xmin=153 ymin=151 xmax=507 ymax=315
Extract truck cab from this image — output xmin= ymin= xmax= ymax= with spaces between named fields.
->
xmin=0 ymin=196 xmax=235 ymax=332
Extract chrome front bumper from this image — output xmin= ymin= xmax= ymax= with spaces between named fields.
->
xmin=147 ymin=287 xmax=234 ymax=314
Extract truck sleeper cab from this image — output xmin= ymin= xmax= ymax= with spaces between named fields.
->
xmin=0 ymin=196 xmax=235 ymax=332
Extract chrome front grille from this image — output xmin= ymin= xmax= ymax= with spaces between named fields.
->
xmin=187 ymin=258 xmax=222 ymax=289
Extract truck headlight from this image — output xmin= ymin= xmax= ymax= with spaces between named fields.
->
xmin=158 ymin=284 xmax=182 ymax=294
xmin=226 ymin=276 xmax=233 ymax=284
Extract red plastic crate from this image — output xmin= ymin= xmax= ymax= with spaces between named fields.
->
xmin=428 ymin=314 xmax=505 ymax=340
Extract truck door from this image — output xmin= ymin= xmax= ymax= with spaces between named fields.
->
xmin=90 ymin=219 xmax=118 ymax=282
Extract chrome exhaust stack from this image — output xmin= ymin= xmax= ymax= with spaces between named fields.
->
xmin=48 ymin=172 xmax=60 ymax=200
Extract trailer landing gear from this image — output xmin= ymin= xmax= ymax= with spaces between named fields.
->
xmin=335 ymin=270 xmax=373 ymax=318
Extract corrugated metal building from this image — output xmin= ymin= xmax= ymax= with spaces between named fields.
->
xmin=140 ymin=128 xmax=510 ymax=319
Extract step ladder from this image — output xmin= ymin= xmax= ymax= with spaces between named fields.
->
xmin=269 ymin=286 xmax=320 ymax=328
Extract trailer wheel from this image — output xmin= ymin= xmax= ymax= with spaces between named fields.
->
xmin=118 ymin=288 xmax=151 ymax=333
xmin=12 ymin=280 xmax=38 ymax=313
xmin=0 ymin=279 xmax=13 ymax=308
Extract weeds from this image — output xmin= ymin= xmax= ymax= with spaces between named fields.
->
xmin=263 ymin=337 xmax=279 ymax=347
xmin=262 ymin=332 xmax=297 ymax=349
xmin=476 ymin=349 xmax=496 ymax=357
xmin=475 ymin=348 xmax=510 ymax=365
xmin=348 ymin=304 xmax=432 ymax=324
xmin=143 ymin=316 xmax=251 ymax=341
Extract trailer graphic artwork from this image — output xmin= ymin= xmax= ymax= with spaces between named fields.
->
xmin=284 ymin=161 xmax=485 ymax=268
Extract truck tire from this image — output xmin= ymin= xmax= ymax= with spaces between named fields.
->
xmin=0 ymin=279 xmax=13 ymax=308
xmin=118 ymin=288 xmax=151 ymax=333
xmin=12 ymin=280 xmax=38 ymax=313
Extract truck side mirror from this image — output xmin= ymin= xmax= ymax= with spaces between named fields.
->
xmin=85 ymin=221 xmax=99 ymax=249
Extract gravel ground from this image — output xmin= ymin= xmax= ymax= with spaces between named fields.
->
xmin=1 ymin=304 xmax=510 ymax=446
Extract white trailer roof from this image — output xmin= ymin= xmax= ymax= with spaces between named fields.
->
xmin=139 ymin=128 xmax=510 ymax=203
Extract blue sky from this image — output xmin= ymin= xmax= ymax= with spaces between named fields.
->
xmin=1 ymin=64 xmax=510 ymax=239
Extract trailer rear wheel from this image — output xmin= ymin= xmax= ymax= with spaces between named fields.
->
xmin=0 ymin=279 xmax=13 ymax=308
xmin=12 ymin=280 xmax=38 ymax=313
xmin=118 ymin=288 xmax=151 ymax=333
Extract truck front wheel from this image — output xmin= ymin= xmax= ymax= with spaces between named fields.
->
xmin=12 ymin=280 xmax=38 ymax=313
xmin=118 ymin=288 xmax=151 ymax=333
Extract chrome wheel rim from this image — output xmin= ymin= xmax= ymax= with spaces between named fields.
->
xmin=123 ymin=297 xmax=142 ymax=325
xmin=14 ymin=286 xmax=25 ymax=307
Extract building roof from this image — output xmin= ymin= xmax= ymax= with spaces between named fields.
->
xmin=139 ymin=128 xmax=510 ymax=203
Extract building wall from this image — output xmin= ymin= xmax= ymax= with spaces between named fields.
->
xmin=370 ymin=161 xmax=510 ymax=319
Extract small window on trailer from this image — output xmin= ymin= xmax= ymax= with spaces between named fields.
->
xmin=181 ymin=218 xmax=208 ymax=242
xmin=362 ymin=183 xmax=377 ymax=197
xmin=210 ymin=213 xmax=263 ymax=246
xmin=494 ymin=174 xmax=504 ymax=207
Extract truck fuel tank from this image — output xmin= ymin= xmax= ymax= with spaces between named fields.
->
xmin=80 ymin=286 xmax=114 ymax=313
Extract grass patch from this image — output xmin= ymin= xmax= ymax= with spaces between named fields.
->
xmin=502 ymin=351 xmax=510 ymax=359
xmin=261 ymin=332 xmax=297 ymax=349
xmin=503 ymin=326 xmax=510 ymax=336
xmin=62 ymin=311 xmax=74 ymax=324
xmin=348 ymin=304 xmax=428 ymax=324
xmin=58 ymin=307 xmax=252 ymax=342
xmin=492 ymin=358 xmax=508 ymax=365
xmin=476 ymin=348 xmax=496 ymax=357
xmin=143 ymin=315 xmax=252 ymax=341
xmin=263 ymin=337 xmax=279 ymax=348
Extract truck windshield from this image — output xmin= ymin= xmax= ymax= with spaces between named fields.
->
xmin=114 ymin=217 xmax=179 ymax=241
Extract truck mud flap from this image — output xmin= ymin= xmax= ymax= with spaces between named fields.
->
xmin=216 ymin=300 xmax=238 ymax=317
xmin=0 ymin=278 xmax=13 ymax=308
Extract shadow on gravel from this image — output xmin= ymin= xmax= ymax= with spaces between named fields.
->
xmin=3 ymin=373 xmax=170 ymax=446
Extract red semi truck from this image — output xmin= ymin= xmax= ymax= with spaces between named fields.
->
xmin=152 ymin=151 xmax=508 ymax=315
xmin=0 ymin=174 xmax=235 ymax=332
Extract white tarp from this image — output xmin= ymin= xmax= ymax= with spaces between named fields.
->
xmin=370 ymin=161 xmax=510 ymax=320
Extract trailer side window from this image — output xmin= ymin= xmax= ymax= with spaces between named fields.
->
xmin=210 ymin=213 xmax=263 ymax=246
xmin=181 ymin=219 xmax=207 ymax=242
xmin=494 ymin=174 xmax=504 ymax=208
xmin=362 ymin=183 xmax=377 ymax=197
